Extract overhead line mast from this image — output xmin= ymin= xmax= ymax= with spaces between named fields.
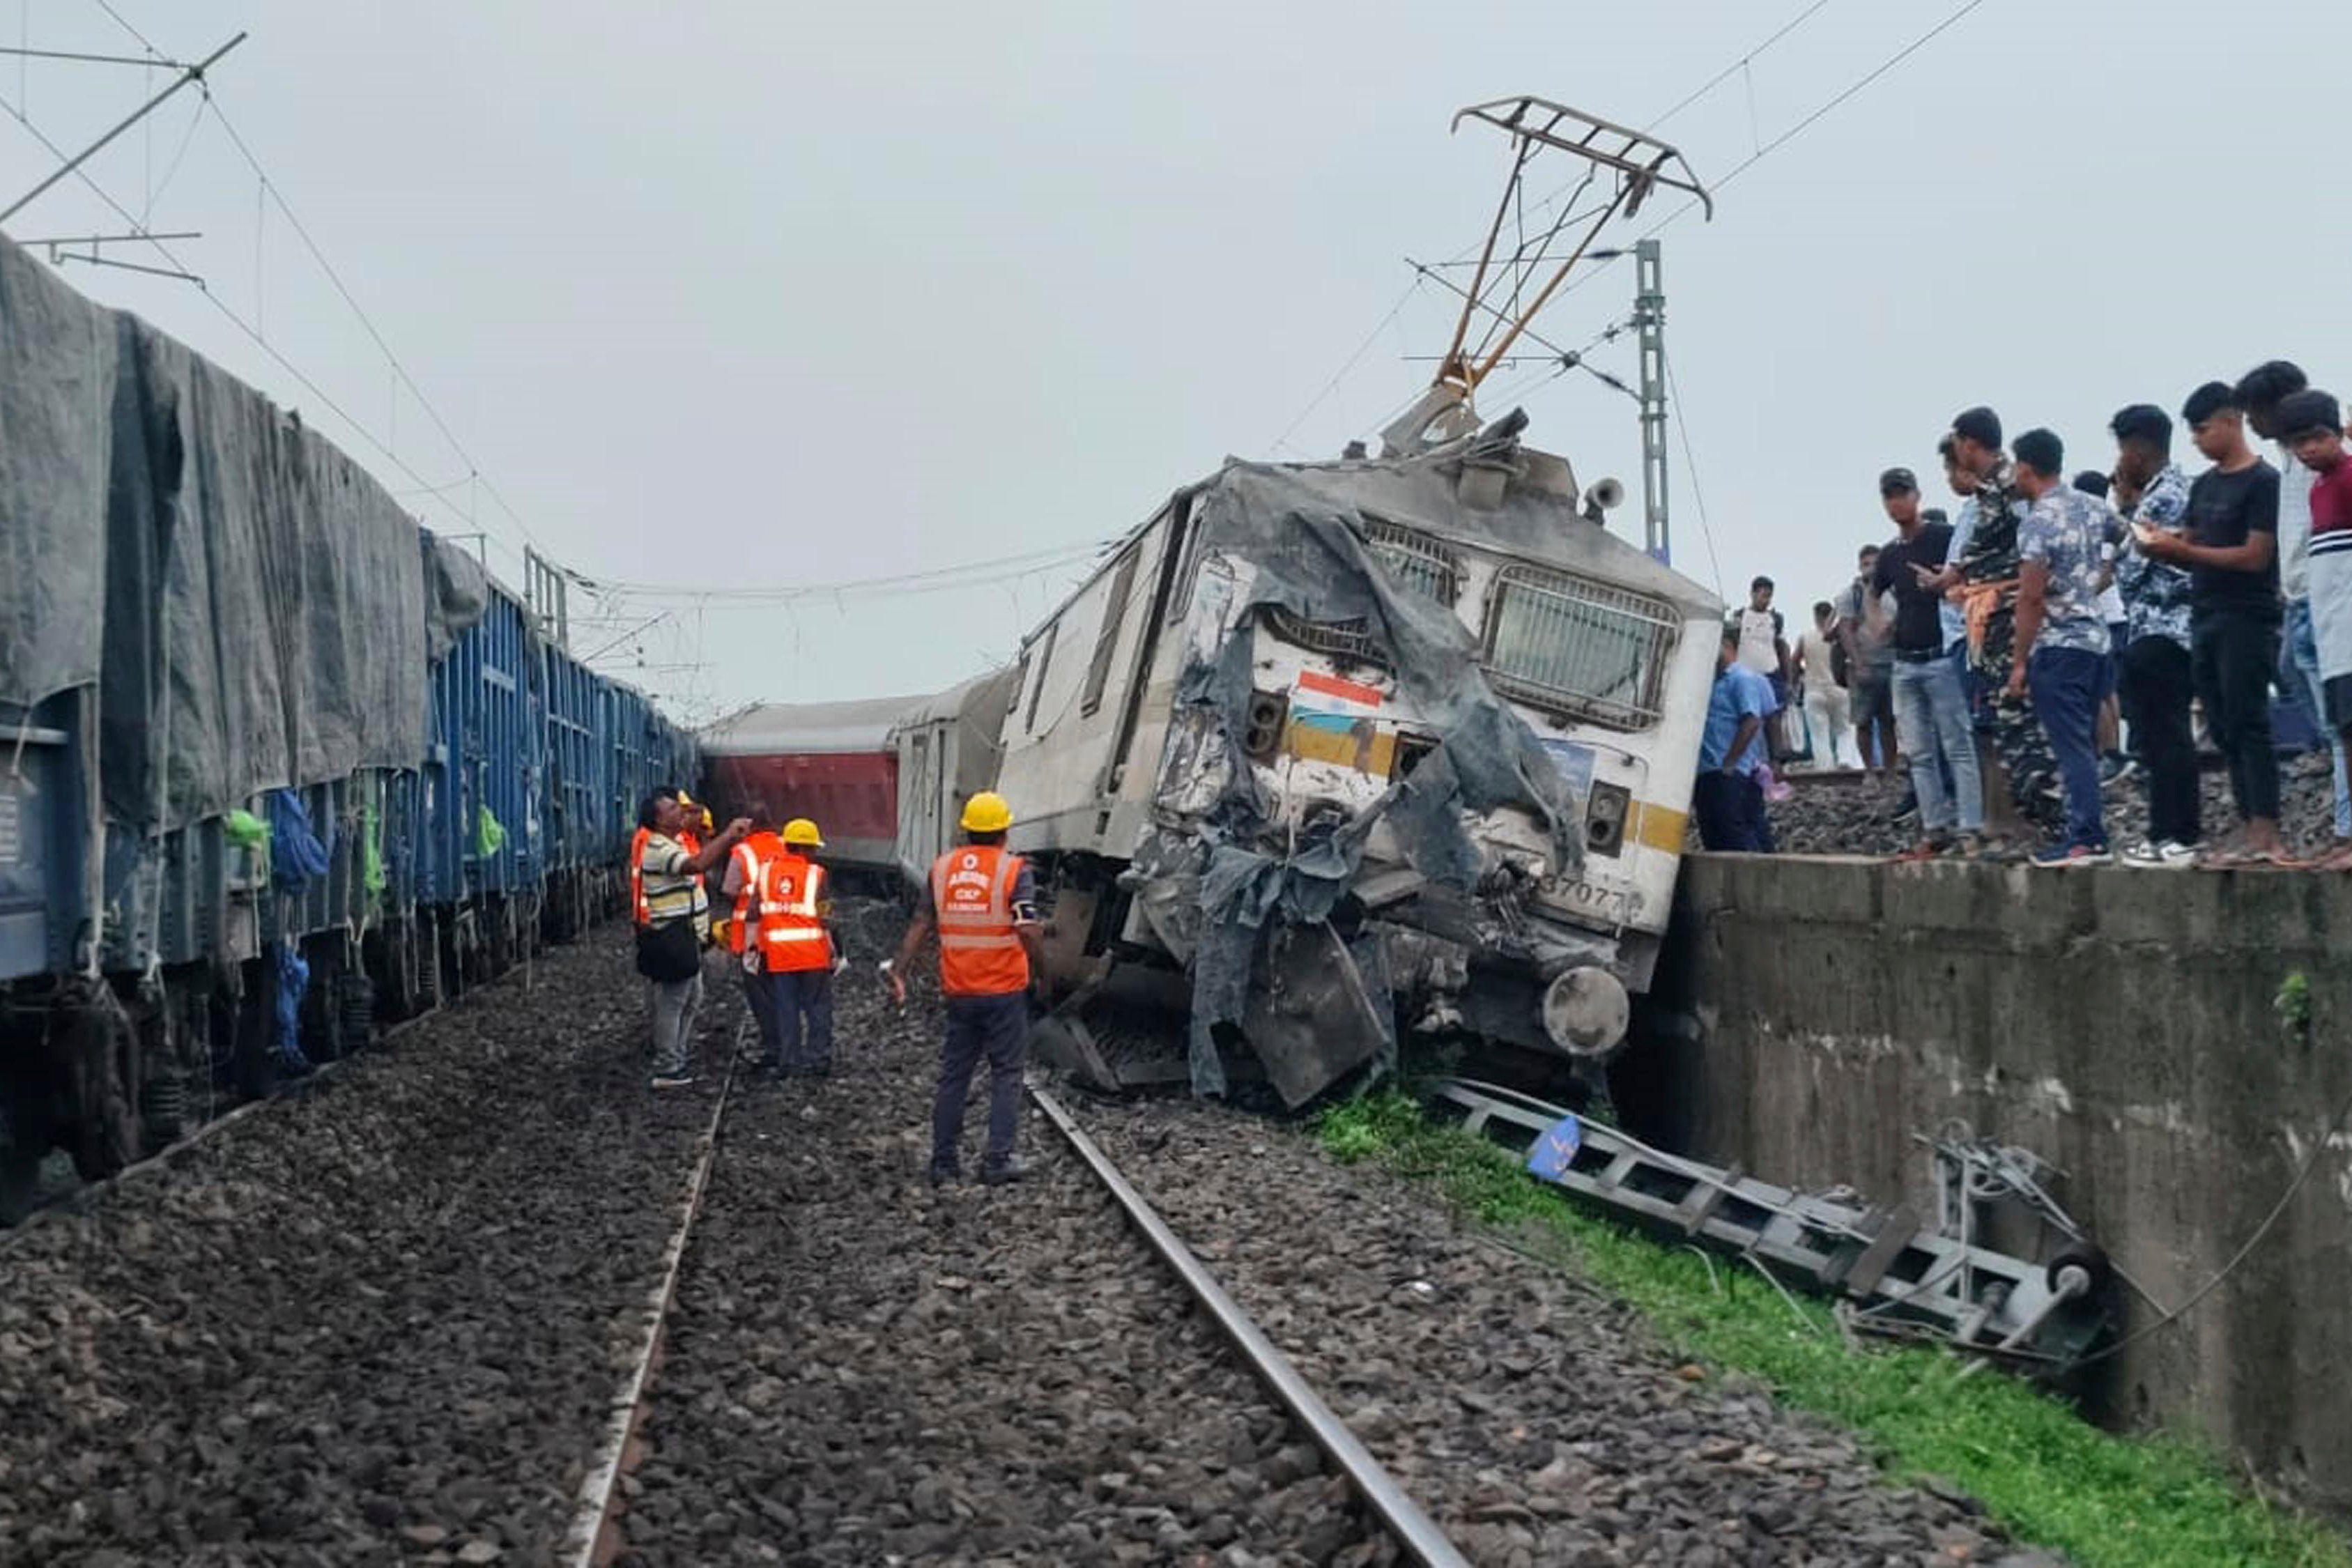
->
xmin=1381 ymin=96 xmax=1711 ymax=558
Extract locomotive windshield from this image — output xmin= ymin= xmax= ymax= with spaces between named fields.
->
xmin=1479 ymin=565 xmax=1679 ymax=732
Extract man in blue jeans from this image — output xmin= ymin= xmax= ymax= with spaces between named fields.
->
xmin=1870 ymin=467 xmax=1984 ymax=857
xmin=2007 ymin=429 xmax=2115 ymax=866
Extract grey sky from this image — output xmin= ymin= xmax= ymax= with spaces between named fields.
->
xmin=6 ymin=1 xmax=2349 ymax=721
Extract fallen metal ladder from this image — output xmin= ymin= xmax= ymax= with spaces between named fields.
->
xmin=1429 ymin=1079 xmax=2111 ymax=1371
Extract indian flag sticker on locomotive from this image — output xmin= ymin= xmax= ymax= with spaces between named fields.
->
xmin=1293 ymin=669 xmax=1385 ymax=720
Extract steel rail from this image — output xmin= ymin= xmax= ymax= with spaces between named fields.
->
xmin=563 ymin=1023 xmax=745 ymax=1568
xmin=1029 ymin=1084 xmax=1471 ymax=1568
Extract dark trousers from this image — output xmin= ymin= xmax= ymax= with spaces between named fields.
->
xmin=741 ymin=960 xmax=777 ymax=1056
xmin=765 ymin=967 xmax=834 ymax=1071
xmin=2027 ymin=646 xmax=2111 ymax=850
xmin=2120 ymin=636 xmax=2200 ymax=847
xmin=1693 ymin=770 xmax=1773 ymax=852
xmin=930 ymin=992 xmax=1029 ymax=1174
xmin=2191 ymin=607 xmax=2281 ymax=824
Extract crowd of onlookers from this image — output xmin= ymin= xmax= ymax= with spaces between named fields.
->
xmin=1696 ymin=360 xmax=2352 ymax=868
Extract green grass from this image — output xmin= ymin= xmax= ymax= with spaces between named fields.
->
xmin=1314 ymin=1090 xmax=2349 ymax=1568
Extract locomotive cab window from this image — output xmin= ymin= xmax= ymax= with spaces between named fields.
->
xmin=1480 ymin=566 xmax=1678 ymax=732
xmin=1264 ymin=520 xmax=1461 ymax=665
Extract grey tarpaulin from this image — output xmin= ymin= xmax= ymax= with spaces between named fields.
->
xmin=0 ymin=233 xmax=113 ymax=708
xmin=1 ymin=231 xmax=488 ymax=829
xmin=423 ymin=530 xmax=491 ymax=663
xmin=1156 ymin=447 xmax=1708 ymax=1098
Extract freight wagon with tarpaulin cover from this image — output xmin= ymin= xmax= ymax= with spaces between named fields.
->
xmin=996 ymin=427 xmax=1721 ymax=1108
xmin=0 ymin=231 xmax=689 ymax=1216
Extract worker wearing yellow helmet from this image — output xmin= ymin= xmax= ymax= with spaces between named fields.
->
xmin=884 ymin=790 xmax=1044 ymax=1186
xmin=744 ymin=814 xmax=840 ymax=1077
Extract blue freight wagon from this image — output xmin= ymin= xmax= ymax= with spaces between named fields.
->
xmin=0 ymin=233 xmax=694 ymax=1214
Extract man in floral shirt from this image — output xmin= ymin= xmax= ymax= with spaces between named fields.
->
xmin=2106 ymin=405 xmax=2200 ymax=866
xmin=2008 ymin=427 xmax=2116 ymax=866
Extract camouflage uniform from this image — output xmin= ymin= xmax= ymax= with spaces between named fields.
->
xmin=1955 ymin=459 xmax=2063 ymax=831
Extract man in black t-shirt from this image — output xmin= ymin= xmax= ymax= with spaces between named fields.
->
xmin=2137 ymin=381 xmax=2284 ymax=862
xmin=1870 ymin=468 xmax=1985 ymax=854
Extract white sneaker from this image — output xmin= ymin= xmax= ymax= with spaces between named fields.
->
xmin=2152 ymin=840 xmax=2199 ymax=870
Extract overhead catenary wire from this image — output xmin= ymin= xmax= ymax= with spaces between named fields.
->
xmin=1661 ymin=345 xmax=1726 ymax=599
xmin=590 ymin=537 xmax=1116 ymax=604
xmin=0 ymin=89 xmax=525 ymax=555
xmin=197 ymin=94 xmax=557 ymax=559
xmin=48 ymin=0 xmax=562 ymax=569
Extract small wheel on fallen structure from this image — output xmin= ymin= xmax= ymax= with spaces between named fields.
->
xmin=2045 ymin=1245 xmax=2111 ymax=1298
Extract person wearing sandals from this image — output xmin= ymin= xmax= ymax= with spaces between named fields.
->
xmin=2281 ymin=390 xmax=2352 ymax=871
xmin=2006 ymin=430 xmax=2116 ymax=867
xmin=2136 ymin=383 xmax=2287 ymax=866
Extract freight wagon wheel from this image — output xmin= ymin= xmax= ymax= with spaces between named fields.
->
xmin=139 ymin=999 xmax=187 ymax=1154
xmin=381 ymin=921 xmax=413 ymax=1020
xmin=66 ymin=1001 xmax=142 ymax=1183
xmin=420 ymin=914 xmax=447 ymax=1013
xmin=0 ymin=1128 xmax=40 ymax=1224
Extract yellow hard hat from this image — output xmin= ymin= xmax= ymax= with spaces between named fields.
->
xmin=960 ymin=791 xmax=1013 ymax=833
xmin=675 ymin=790 xmax=695 ymax=808
xmin=782 ymin=817 xmax=824 ymax=847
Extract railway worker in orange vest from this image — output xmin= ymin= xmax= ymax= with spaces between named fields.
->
xmin=628 ymin=785 xmax=682 ymax=926
xmin=674 ymin=793 xmax=711 ymax=936
xmin=755 ymin=817 xmax=838 ymax=1077
xmin=882 ymin=791 xmax=1045 ymax=1187
xmin=715 ymin=808 xmax=787 ymax=1059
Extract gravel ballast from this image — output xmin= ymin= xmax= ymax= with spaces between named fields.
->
xmin=1079 ymin=1096 xmax=2045 ymax=1568
xmin=617 ymin=930 xmax=1390 ymax=1568
xmin=1767 ymin=753 xmax=2342 ymax=858
xmin=0 ymin=930 xmax=734 ymax=1567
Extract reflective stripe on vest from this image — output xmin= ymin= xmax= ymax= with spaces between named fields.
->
xmin=629 ymin=826 xmax=652 ymax=927
xmin=757 ymin=854 xmax=831 ymax=973
xmin=640 ymin=834 xmax=706 ymax=925
xmin=728 ymin=832 xmax=784 ymax=955
xmin=928 ymin=845 xmax=1029 ymax=997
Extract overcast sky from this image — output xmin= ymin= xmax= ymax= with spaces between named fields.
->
xmin=6 ymin=1 xmax=2349 ymax=722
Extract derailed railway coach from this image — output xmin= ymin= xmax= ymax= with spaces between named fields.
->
xmin=0 ymin=233 xmax=691 ymax=1215
xmin=976 ymin=419 xmax=1722 ymax=1107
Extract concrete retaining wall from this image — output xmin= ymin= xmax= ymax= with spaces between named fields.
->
xmin=1617 ymin=854 xmax=2352 ymax=1516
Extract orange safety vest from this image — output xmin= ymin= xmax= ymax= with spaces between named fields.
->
xmin=928 ymin=845 xmax=1030 ymax=997
xmin=629 ymin=825 xmax=652 ymax=926
xmin=727 ymin=831 xmax=785 ymax=955
xmin=756 ymin=852 xmax=832 ymax=973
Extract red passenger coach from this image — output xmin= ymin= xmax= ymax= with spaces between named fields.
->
xmin=697 ymin=696 xmax=924 ymax=881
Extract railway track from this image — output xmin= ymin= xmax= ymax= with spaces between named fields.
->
xmin=597 ymin=966 xmax=1461 ymax=1566
xmin=1 ymin=906 xmax=2018 ymax=1565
